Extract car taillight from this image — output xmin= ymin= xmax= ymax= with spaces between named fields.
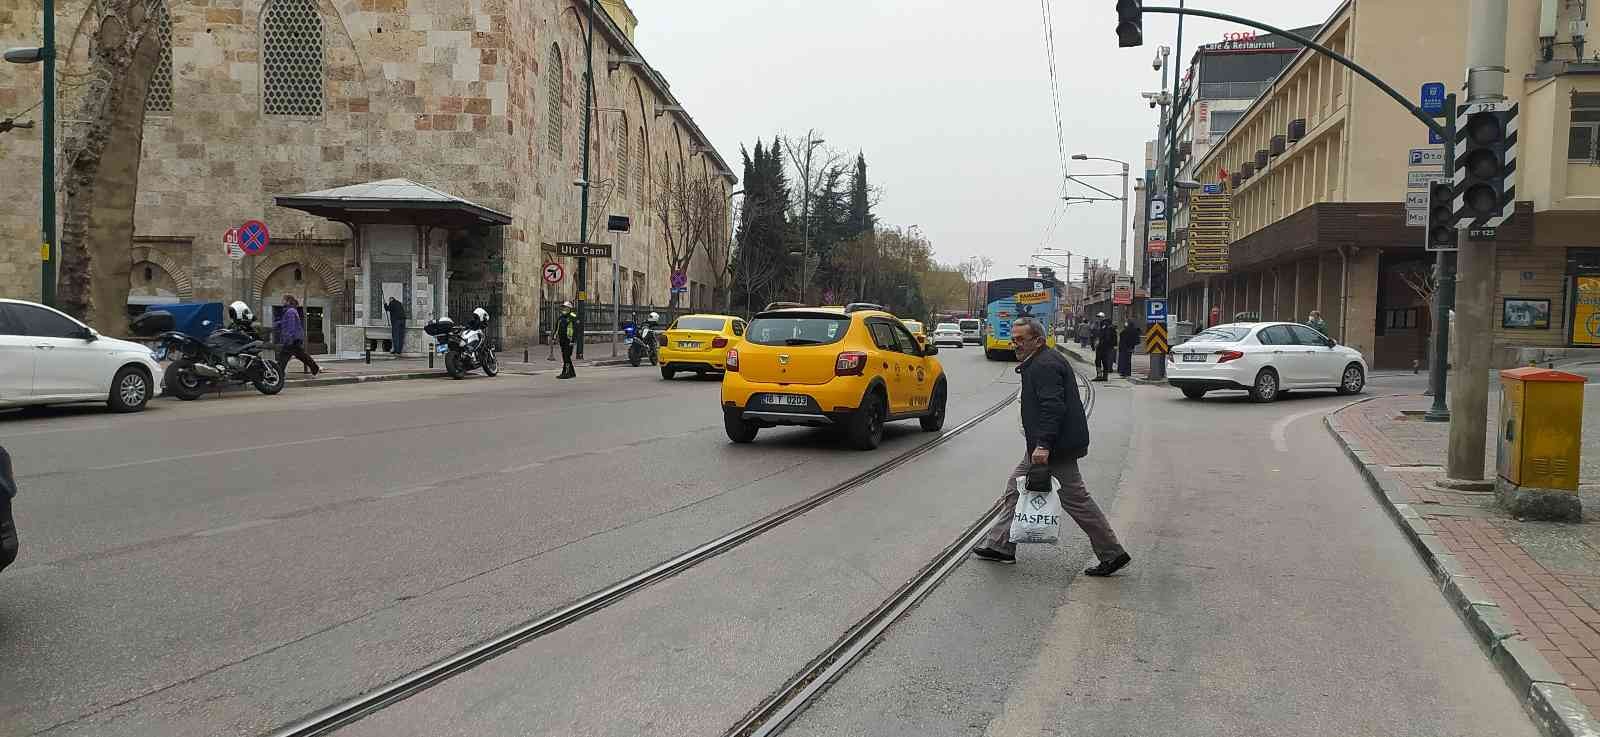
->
xmin=712 ymin=336 xmax=728 ymax=348
xmin=1166 ymin=351 xmax=1175 ymax=363
xmin=657 ymin=333 xmax=668 ymax=347
xmin=1217 ymin=350 xmax=1245 ymax=364
xmin=836 ymin=351 xmax=867 ymax=376
xmin=726 ymin=348 xmax=739 ymax=371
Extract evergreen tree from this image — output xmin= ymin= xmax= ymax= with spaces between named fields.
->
xmin=847 ymin=153 xmax=873 ymax=238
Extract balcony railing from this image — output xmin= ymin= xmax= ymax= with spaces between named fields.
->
xmin=1198 ymin=80 xmax=1272 ymax=101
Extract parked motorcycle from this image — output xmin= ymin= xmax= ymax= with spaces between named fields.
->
xmin=426 ymin=307 xmax=498 ymax=379
xmin=626 ymin=313 xmax=660 ymax=368
xmin=156 ymin=301 xmax=285 ymax=400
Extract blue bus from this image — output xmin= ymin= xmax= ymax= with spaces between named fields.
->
xmin=983 ymin=277 xmax=1059 ymax=360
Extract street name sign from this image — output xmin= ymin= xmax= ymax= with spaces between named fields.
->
xmin=555 ymin=242 xmax=612 ymax=258
xmin=1406 ymin=209 xmax=1428 ymax=228
xmin=1409 ymin=148 xmax=1445 ymax=167
xmin=1407 ymin=171 xmax=1448 ymax=188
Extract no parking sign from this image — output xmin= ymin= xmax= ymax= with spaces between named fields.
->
xmin=239 ymin=220 xmax=270 ymax=255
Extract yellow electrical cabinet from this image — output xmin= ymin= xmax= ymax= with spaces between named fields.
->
xmin=1497 ymin=367 xmax=1586 ymax=491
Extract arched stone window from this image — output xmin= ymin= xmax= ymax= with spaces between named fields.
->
xmin=546 ymin=44 xmax=563 ymax=157
xmin=616 ymin=116 xmax=630 ymax=199
xmin=261 ymin=0 xmax=324 ymax=117
xmin=145 ymin=0 xmax=173 ymax=112
xmin=635 ymin=127 xmax=647 ymax=204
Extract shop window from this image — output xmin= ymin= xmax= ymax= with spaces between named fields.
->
xmin=261 ymin=0 xmax=324 ymax=117
xmin=1568 ymin=93 xmax=1600 ymax=162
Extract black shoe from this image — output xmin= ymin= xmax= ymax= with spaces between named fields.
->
xmin=1083 ymin=552 xmax=1132 ymax=577
xmin=971 ymin=547 xmax=1016 ymax=564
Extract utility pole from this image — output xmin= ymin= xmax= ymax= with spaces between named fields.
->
xmin=41 ymin=0 xmax=55 ymax=307
xmin=1425 ymin=98 xmax=1459 ymax=423
xmin=1447 ymin=0 xmax=1508 ymax=481
xmin=573 ymin=0 xmax=597 ymax=359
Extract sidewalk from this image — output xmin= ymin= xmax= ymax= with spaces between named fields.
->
xmin=1058 ymin=341 xmax=1159 ymax=383
xmin=1328 ymin=394 xmax=1600 ymax=735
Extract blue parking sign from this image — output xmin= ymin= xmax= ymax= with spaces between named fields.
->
xmin=1145 ymin=298 xmax=1167 ymax=323
xmin=1420 ymin=82 xmax=1446 ymax=115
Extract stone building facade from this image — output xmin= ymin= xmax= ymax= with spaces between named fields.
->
xmin=0 ymin=0 xmax=734 ymax=350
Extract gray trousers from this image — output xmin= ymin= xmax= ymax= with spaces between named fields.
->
xmin=983 ymin=450 xmax=1124 ymax=560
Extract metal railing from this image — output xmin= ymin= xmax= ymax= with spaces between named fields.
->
xmin=1197 ymin=80 xmax=1271 ymax=101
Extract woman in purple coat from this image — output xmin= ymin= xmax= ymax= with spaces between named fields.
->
xmin=274 ymin=295 xmax=320 ymax=376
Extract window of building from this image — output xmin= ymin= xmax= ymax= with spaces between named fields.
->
xmin=635 ymin=129 xmax=647 ymax=204
xmin=261 ymin=0 xmax=323 ymax=117
xmin=145 ymin=0 xmax=173 ymax=112
xmin=546 ymin=44 xmax=563 ymax=158
xmin=1209 ymin=110 xmax=1244 ymax=138
xmin=616 ymin=119 xmax=630 ymax=198
xmin=1569 ymin=93 xmax=1600 ymax=162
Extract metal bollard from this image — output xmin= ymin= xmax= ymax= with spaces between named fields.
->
xmin=365 ymin=343 xmax=371 ymax=364
xmin=428 ymin=349 xmax=434 ymax=369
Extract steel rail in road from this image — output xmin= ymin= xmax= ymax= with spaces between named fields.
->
xmin=728 ymin=372 xmax=1097 ymax=737
xmin=263 ymin=387 xmax=1024 ymax=737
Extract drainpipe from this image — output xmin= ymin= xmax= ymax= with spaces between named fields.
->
xmin=1337 ymin=244 xmax=1351 ymax=345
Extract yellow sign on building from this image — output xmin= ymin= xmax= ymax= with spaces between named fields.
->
xmin=1188 ymin=193 xmax=1232 ymax=274
xmin=1573 ymin=276 xmax=1600 ymax=346
xmin=1016 ymin=290 xmax=1051 ymax=305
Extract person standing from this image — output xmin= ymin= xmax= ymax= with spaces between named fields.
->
xmin=973 ymin=317 xmax=1131 ymax=574
xmin=274 ymin=295 xmax=320 ymax=376
xmin=1306 ymin=310 xmax=1329 ymax=337
xmin=1076 ymin=319 xmax=1091 ymax=348
xmin=1118 ymin=319 xmax=1139 ymax=378
xmin=556 ymin=301 xmax=579 ymax=379
xmin=384 ymin=296 xmax=407 ymax=355
xmin=1093 ymin=314 xmax=1116 ymax=381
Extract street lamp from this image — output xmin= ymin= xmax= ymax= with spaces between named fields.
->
xmin=1070 ymin=154 xmax=1132 ymax=278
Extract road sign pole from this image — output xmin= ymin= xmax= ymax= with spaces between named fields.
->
xmin=1425 ymin=94 xmax=1458 ymax=422
xmin=612 ymin=232 xmax=620 ymax=358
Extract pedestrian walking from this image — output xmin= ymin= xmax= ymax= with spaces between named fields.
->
xmin=384 ymin=297 xmax=407 ymax=355
xmin=1093 ymin=314 xmax=1116 ymax=381
xmin=973 ymin=317 xmax=1130 ymax=574
xmin=1306 ymin=310 xmax=1329 ymax=337
xmin=1118 ymin=320 xmax=1139 ymax=378
xmin=274 ymin=295 xmax=320 ymax=376
xmin=556 ymin=301 xmax=579 ymax=379
xmin=1076 ymin=320 xmax=1091 ymax=348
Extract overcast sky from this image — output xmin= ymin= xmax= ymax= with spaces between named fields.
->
xmin=632 ymin=0 xmax=1325 ymax=281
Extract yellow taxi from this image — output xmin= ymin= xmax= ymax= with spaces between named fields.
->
xmin=721 ymin=303 xmax=948 ymax=449
xmin=659 ymin=313 xmax=746 ymax=379
xmin=900 ymin=319 xmax=927 ymax=348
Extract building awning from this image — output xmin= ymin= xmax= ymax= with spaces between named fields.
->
xmin=275 ymin=178 xmax=513 ymax=228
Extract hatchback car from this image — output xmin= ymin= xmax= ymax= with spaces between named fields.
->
xmin=931 ymin=323 xmax=965 ymax=348
xmin=721 ymin=304 xmax=947 ymax=449
xmin=1166 ymin=322 xmax=1366 ymax=402
xmin=659 ymin=313 xmax=745 ymax=379
xmin=0 ymin=298 xmax=164 ymax=412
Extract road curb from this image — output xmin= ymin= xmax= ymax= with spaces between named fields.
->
xmin=1324 ymin=401 xmax=1600 ymax=737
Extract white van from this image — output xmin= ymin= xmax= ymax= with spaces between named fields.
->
xmin=958 ymin=318 xmax=981 ymax=345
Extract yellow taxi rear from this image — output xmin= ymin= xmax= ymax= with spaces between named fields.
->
xmin=720 ymin=306 xmax=948 ymax=450
xmin=658 ymin=314 xmax=745 ymax=379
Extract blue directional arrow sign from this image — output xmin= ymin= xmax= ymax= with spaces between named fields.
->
xmin=1145 ymin=298 xmax=1167 ymax=323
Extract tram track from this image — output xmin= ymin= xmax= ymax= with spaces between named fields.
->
xmin=261 ymin=383 xmax=1027 ymax=737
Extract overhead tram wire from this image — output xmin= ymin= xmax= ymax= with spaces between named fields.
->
xmin=1038 ymin=0 xmax=1069 ymax=193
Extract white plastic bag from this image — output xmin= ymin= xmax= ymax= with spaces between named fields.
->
xmin=1008 ymin=476 xmax=1062 ymax=544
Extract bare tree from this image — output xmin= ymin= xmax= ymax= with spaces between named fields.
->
xmin=1399 ymin=263 xmax=1438 ymax=320
xmin=780 ymin=130 xmax=843 ymax=302
xmin=58 ymin=0 xmax=165 ymax=331
xmin=652 ymin=165 xmax=720 ymax=308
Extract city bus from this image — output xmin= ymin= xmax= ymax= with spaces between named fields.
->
xmin=982 ymin=277 xmax=1059 ymax=360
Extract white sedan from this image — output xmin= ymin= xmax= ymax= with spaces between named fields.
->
xmin=1166 ymin=322 xmax=1366 ymax=402
xmin=931 ymin=323 xmax=965 ymax=348
xmin=0 ymin=298 xmax=164 ymax=413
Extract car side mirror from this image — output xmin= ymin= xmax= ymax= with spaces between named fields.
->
xmin=1325 ymin=337 xmax=1337 ymax=348
xmin=923 ymin=344 xmax=939 ymax=356
xmin=77 ymin=326 xmax=97 ymax=342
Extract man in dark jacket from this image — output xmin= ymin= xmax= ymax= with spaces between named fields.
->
xmin=973 ymin=317 xmax=1131 ymax=574
xmin=555 ymin=301 xmax=579 ymax=379
xmin=1118 ymin=320 xmax=1140 ymax=378
xmin=384 ymin=297 xmax=407 ymax=355
xmin=1093 ymin=315 xmax=1117 ymax=381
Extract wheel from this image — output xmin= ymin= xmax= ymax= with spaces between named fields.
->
xmin=1337 ymin=363 xmax=1366 ymax=395
xmin=629 ymin=344 xmax=642 ymax=367
xmin=253 ymin=360 xmax=285 ymax=395
xmin=481 ymin=347 xmax=498 ymax=377
xmin=845 ymin=391 xmax=886 ymax=450
xmin=661 ymin=365 xmax=675 ymax=380
xmin=649 ymin=348 xmax=658 ymax=366
xmin=723 ymin=408 xmax=759 ymax=443
xmin=108 ymin=366 xmax=151 ymax=412
xmin=1181 ymin=387 xmax=1207 ymax=400
xmin=1249 ymin=368 xmax=1280 ymax=403
xmin=919 ymin=381 xmax=947 ymax=432
xmin=167 ymin=359 xmax=206 ymax=401
xmin=445 ymin=351 xmax=465 ymax=379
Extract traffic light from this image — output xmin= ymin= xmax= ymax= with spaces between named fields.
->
xmin=1148 ymin=262 xmax=1167 ymax=296
xmin=1454 ymin=105 xmax=1518 ymax=229
xmin=1116 ymin=0 xmax=1143 ymax=48
xmin=1425 ymin=181 xmax=1457 ymax=251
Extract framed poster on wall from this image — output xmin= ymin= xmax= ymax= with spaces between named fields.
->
xmin=1502 ymin=297 xmax=1551 ymax=329
xmin=1572 ymin=276 xmax=1600 ymax=346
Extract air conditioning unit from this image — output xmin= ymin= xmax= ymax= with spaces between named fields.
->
xmin=1270 ymin=135 xmax=1287 ymax=156
xmin=1287 ymin=118 xmax=1307 ymax=142
xmin=1241 ymin=162 xmax=1256 ymax=178
xmin=1231 ymin=172 xmax=1244 ymax=187
xmin=1255 ymin=149 xmax=1269 ymax=168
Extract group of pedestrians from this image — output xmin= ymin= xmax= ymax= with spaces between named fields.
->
xmin=1079 ymin=313 xmax=1141 ymax=382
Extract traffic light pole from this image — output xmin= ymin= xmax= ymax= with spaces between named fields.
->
xmin=1425 ymin=96 xmax=1458 ymax=423
xmin=41 ymin=0 xmax=56 ymax=307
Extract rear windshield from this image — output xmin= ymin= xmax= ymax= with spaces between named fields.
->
xmin=903 ymin=321 xmax=923 ymax=332
xmin=672 ymin=317 xmax=726 ymax=331
xmin=747 ymin=315 xmax=850 ymax=346
xmin=1191 ymin=326 xmax=1251 ymax=343
xmin=959 ymin=320 xmax=980 ymax=329
xmin=936 ymin=323 xmax=959 ymax=331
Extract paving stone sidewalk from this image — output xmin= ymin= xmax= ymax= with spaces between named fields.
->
xmin=1330 ymin=394 xmax=1600 ymax=724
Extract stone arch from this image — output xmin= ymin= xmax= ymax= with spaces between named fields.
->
xmin=250 ymin=246 xmax=343 ymax=303
xmin=129 ymin=245 xmax=193 ymax=300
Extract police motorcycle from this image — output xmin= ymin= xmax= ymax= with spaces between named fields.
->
xmin=154 ymin=301 xmax=286 ymax=400
xmin=626 ymin=312 xmax=660 ymax=368
xmin=425 ymin=307 xmax=498 ymax=379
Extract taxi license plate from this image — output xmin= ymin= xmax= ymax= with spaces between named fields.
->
xmin=1182 ymin=353 xmax=1206 ymax=362
xmin=678 ymin=341 xmax=700 ymax=348
xmin=764 ymin=394 xmax=808 ymax=407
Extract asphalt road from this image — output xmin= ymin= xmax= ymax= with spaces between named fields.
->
xmin=0 ymin=345 xmax=1016 ymax=737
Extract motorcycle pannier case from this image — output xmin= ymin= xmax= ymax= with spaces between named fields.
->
xmin=424 ymin=319 xmax=455 ymax=337
xmin=129 ymin=310 xmax=175 ymax=337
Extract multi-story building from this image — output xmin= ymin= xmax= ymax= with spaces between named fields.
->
xmin=1165 ymin=0 xmax=1600 ymax=369
xmin=0 ymin=0 xmax=734 ymax=352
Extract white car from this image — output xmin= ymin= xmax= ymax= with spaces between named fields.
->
xmin=959 ymin=318 xmax=982 ymax=344
xmin=0 ymin=298 xmax=164 ymax=413
xmin=931 ymin=323 xmax=964 ymax=348
xmin=1166 ymin=322 xmax=1366 ymax=402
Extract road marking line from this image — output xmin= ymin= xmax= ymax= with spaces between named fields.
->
xmin=1271 ymin=406 xmax=1336 ymax=452
xmin=500 ymin=462 xmax=544 ymax=474
xmin=379 ymin=484 xmax=437 ymax=499
xmin=193 ymin=518 xmax=277 ymax=537
xmin=80 ymin=436 xmax=342 ymax=473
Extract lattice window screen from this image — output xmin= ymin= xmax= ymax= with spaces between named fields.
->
xmin=635 ymin=130 xmax=647 ymax=204
xmin=261 ymin=0 xmax=324 ymax=117
xmin=616 ymin=120 xmax=630 ymax=198
xmin=145 ymin=0 xmax=173 ymax=112
xmin=546 ymin=45 xmax=563 ymax=157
